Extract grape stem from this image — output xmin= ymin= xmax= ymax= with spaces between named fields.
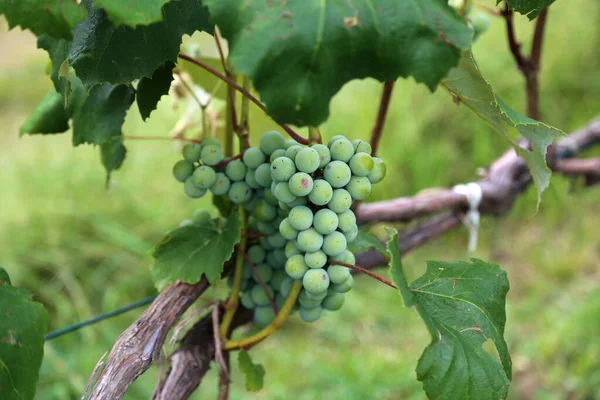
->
xmin=235 ymin=243 xmax=278 ymax=315
xmin=219 ymin=207 xmax=247 ymax=338
xmin=123 ymin=135 xmax=202 ymax=144
xmin=328 ymin=260 xmax=398 ymax=289
xmin=223 ymin=281 xmax=303 ymax=351
xmin=178 ymin=53 xmax=309 ymax=145
xmin=308 ymin=126 xmax=322 ymax=145
xmin=370 ymin=80 xmax=395 ymax=157
xmin=239 ymin=75 xmax=251 ymax=150
xmin=213 ymin=151 xmax=245 ymax=167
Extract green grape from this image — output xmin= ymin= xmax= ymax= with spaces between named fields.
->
xmin=327 ymin=134 xmax=346 ymax=147
xmin=266 ymin=251 xmax=280 ymax=269
xmin=263 ymin=188 xmax=278 ymax=206
xmin=327 ymin=264 xmax=351 ymax=284
xmin=270 ymin=156 xmax=296 ymax=182
xmin=173 ymin=160 xmax=194 ymax=182
xmin=184 ymin=177 xmax=207 ymax=198
xmin=328 ymin=189 xmax=352 ymax=213
xmin=288 ymin=196 xmax=307 ymax=208
xmin=449 ymin=0 xmax=473 ymax=13
xmin=275 ymin=294 xmax=286 ymax=311
xmin=267 ymin=232 xmax=287 ymax=249
xmin=313 ymin=209 xmax=339 ymax=235
xmin=254 ymin=200 xmax=277 ymax=222
xmin=250 ymin=283 xmax=275 ymax=306
xmin=279 ymin=218 xmax=299 ymax=240
xmin=242 ymin=262 xmax=253 ymax=279
xmin=323 ymin=161 xmax=351 ymax=188
xmin=306 ymin=289 xmax=328 ymax=301
xmin=288 ymin=205 xmax=313 ymax=230
xmin=302 ymin=268 xmax=329 ymax=293
xmin=329 ymin=138 xmax=355 ymax=162
xmin=254 ymin=305 xmax=276 ymax=327
xmin=296 ymin=228 xmax=323 ymax=253
xmin=304 ymin=250 xmax=327 ymax=269
xmin=288 ymin=172 xmax=314 ymax=197
xmin=285 ymin=240 xmax=301 ymax=258
xmin=295 ymin=148 xmax=320 ymax=173
xmin=243 ymin=147 xmax=266 ymax=169
xmin=259 ymin=236 xmax=273 ymax=250
xmin=352 ymin=139 xmax=372 ymax=155
xmin=278 ymin=201 xmax=291 ymax=213
xmin=255 ymin=163 xmax=273 ymax=187
xmin=228 ymin=181 xmax=252 ymax=204
xmin=331 ymin=274 xmax=354 ymax=293
xmin=285 ymin=145 xmax=302 ymax=160
xmin=260 ymin=130 xmax=285 ymax=155
xmin=322 ymin=292 xmax=345 ymax=311
xmin=274 ymin=182 xmax=296 ymax=204
xmin=271 ymin=249 xmax=287 ymax=267
xmin=252 ymin=263 xmax=273 ymax=284
xmin=367 ymin=157 xmax=386 ymax=184
xmin=182 ymin=143 xmax=202 ymax=162
xmin=257 ymin=220 xmax=277 ymax=235
xmin=308 ymin=179 xmax=333 ymax=206
xmin=471 ymin=13 xmax=490 ymax=37
xmin=332 ymin=249 xmax=355 ymax=265
xmin=284 ymin=139 xmax=300 ymax=149
xmin=179 ymin=219 xmax=194 ymax=227
xmin=191 ymin=209 xmax=211 ymax=224
xmin=311 ymin=144 xmax=331 ymax=168
xmin=201 ymin=137 xmax=221 ymax=148
xmin=279 ymin=277 xmax=294 ymax=297
xmin=299 ymin=290 xmax=321 ymax=309
xmin=244 ymin=197 xmax=259 ymax=213
xmin=299 ymin=306 xmax=322 ymax=322
xmin=343 ymin=224 xmax=358 ymax=242
xmin=240 ymin=278 xmax=251 ymax=291
xmin=192 ymin=165 xmax=216 ymax=189
xmin=241 ymin=291 xmax=256 ymax=309
xmin=210 ymin=172 xmax=231 ymax=195
xmin=322 ymin=231 xmax=347 ymax=257
xmin=337 ymin=210 xmax=356 ymax=232
xmin=349 ymin=153 xmax=374 ymax=177
xmin=285 ymin=254 xmax=308 ymax=280
xmin=346 ymin=176 xmax=372 ymax=200
xmin=200 ymin=144 xmax=223 ymax=166
xmin=225 ymin=159 xmax=247 ymax=181
xmin=270 ymin=149 xmax=286 ymax=163
xmin=271 ymin=270 xmax=288 ymax=291
xmin=247 ymin=245 xmax=266 ymax=264
xmin=245 ymin=169 xmax=261 ymax=189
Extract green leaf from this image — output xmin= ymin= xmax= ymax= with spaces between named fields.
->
xmin=0 ymin=0 xmax=87 ymax=39
xmin=237 ymin=351 xmax=265 ymax=392
xmin=410 ymin=259 xmax=512 ymax=400
xmin=501 ymin=0 xmax=555 ymax=19
xmin=137 ymin=61 xmax=175 ymax=121
xmin=151 ymin=210 xmax=242 ymax=289
xmin=348 ymin=230 xmax=388 ymax=259
xmin=100 ymin=138 xmax=127 ymax=182
xmin=37 ymin=35 xmax=72 ymax=100
xmin=0 ymin=267 xmax=48 ymax=400
xmin=92 ymin=0 xmax=172 ymax=27
xmin=69 ymin=0 xmax=212 ymax=90
xmin=205 ymin=0 xmax=472 ymax=126
xmin=441 ymin=52 xmax=563 ymax=205
xmin=19 ymin=89 xmax=69 ymax=135
xmin=386 ymin=229 xmax=414 ymax=306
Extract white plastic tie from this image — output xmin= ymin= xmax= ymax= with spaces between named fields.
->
xmin=452 ymin=182 xmax=482 ymax=254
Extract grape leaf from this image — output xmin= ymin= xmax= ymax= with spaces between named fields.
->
xmin=0 ymin=0 xmax=87 ymax=39
xmin=151 ymin=211 xmax=242 ymax=289
xmin=387 ymin=235 xmax=512 ymax=400
xmin=0 ymin=267 xmax=48 ymax=400
xmin=37 ymin=35 xmax=71 ymax=100
xmin=100 ymin=138 xmax=127 ymax=182
xmin=137 ymin=61 xmax=175 ymax=121
xmin=500 ymin=0 xmax=555 ymax=19
xmin=69 ymin=0 xmax=212 ymax=91
xmin=205 ymin=0 xmax=473 ymax=126
xmin=348 ymin=231 xmax=388 ymax=259
xmin=92 ymin=0 xmax=172 ymax=27
xmin=19 ymin=89 xmax=69 ymax=135
xmin=238 ymin=351 xmax=265 ymax=392
xmin=441 ymin=52 xmax=563 ymax=205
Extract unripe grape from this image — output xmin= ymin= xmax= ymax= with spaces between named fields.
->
xmin=192 ymin=209 xmax=211 ymax=224
xmin=296 ymin=228 xmax=323 ymax=253
xmin=225 ymin=159 xmax=247 ymax=181
xmin=308 ymin=179 xmax=333 ymax=206
xmin=201 ymin=137 xmax=221 ymax=148
xmin=288 ymin=196 xmax=307 ymax=207
xmin=270 ymin=149 xmax=286 ymax=163
xmin=332 ymin=249 xmax=355 ymax=265
xmin=367 ymin=157 xmax=386 ymax=184
xmin=285 ymin=241 xmax=301 ymax=258
xmin=192 ymin=165 xmax=216 ymax=189
xmin=184 ymin=177 xmax=207 ymax=198
xmin=322 ymin=292 xmax=345 ymax=311
xmin=271 ymin=249 xmax=287 ymax=267
xmin=252 ymin=263 xmax=273 ymax=284
xmin=285 ymin=145 xmax=302 ymax=160
xmin=267 ymin=232 xmax=287 ymax=249
xmin=311 ymin=144 xmax=331 ymax=168
xmin=257 ymin=220 xmax=277 ymax=235
xmin=288 ymin=172 xmax=314 ymax=197
xmin=349 ymin=153 xmax=374 ymax=176
xmin=228 ymin=181 xmax=252 ymax=204
xmin=313 ymin=209 xmax=339 ymax=235
xmin=331 ymin=274 xmax=353 ymax=293
xmin=304 ymin=250 xmax=328 ymax=269
xmin=255 ymin=163 xmax=273 ymax=187
xmin=274 ymin=182 xmax=297 ymax=204
xmin=263 ymin=188 xmax=278 ymax=206
xmin=173 ymin=160 xmax=194 ymax=182
xmin=259 ymin=236 xmax=273 ymax=250
xmin=271 ymin=156 xmax=296 ymax=182
xmin=210 ymin=172 xmax=231 ymax=195
xmin=245 ymin=169 xmax=261 ymax=189
xmin=250 ymin=283 xmax=275 ymax=306
xmin=328 ymin=189 xmax=352 ymax=213
xmin=337 ymin=210 xmax=356 ymax=232
xmin=284 ymin=139 xmax=300 ymax=149
xmin=324 ymin=161 xmax=351 ymax=188
xmin=327 ymin=134 xmax=346 ymax=147
xmin=275 ymin=293 xmax=286 ymax=311
xmin=241 ymin=291 xmax=256 ymax=309
xmin=288 ymin=206 xmax=313 ymax=230
xmin=302 ymin=268 xmax=330 ymax=294
xmin=247 ymin=245 xmax=266 ymax=264
xmin=346 ymin=176 xmax=372 ymax=200
xmin=299 ymin=306 xmax=322 ymax=322
xmin=260 ymin=130 xmax=285 ymax=155
xmin=352 ymin=139 xmax=372 ymax=155
xmin=285 ymin=254 xmax=309 ymax=279
xmin=254 ymin=200 xmax=277 ymax=222
xmin=279 ymin=277 xmax=294 ymax=297
xmin=254 ymin=305 xmax=276 ymax=327
xmin=201 ymin=144 xmax=222 ymax=166
xmin=299 ymin=290 xmax=321 ymax=309
xmin=271 ymin=270 xmax=288 ymax=293
xmin=242 ymin=262 xmax=253 ymax=279
xmin=295 ymin=148 xmax=321 ymax=173
xmin=322 ymin=231 xmax=347 ymax=256
xmin=343 ymin=224 xmax=359 ymax=242
xmin=243 ymin=147 xmax=266 ymax=169
xmin=306 ymin=289 xmax=328 ymax=301
xmin=182 ymin=143 xmax=202 ymax=162
xmin=471 ymin=13 xmax=490 ymax=36
xmin=279 ymin=218 xmax=299 ymax=240
xmin=327 ymin=264 xmax=351 ymax=285
xmin=329 ymin=138 xmax=355 ymax=162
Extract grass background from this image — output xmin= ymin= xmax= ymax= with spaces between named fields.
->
xmin=1 ymin=1 xmax=599 ymax=399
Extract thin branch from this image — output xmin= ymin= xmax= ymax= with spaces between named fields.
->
xmin=178 ymin=53 xmax=308 ymax=145
xmin=214 ymin=151 xmax=246 ymax=167
xmin=370 ymin=81 xmax=395 ymax=157
xmin=214 ymin=28 xmax=239 ymax=133
xmin=501 ymin=6 xmax=528 ymax=71
xmin=212 ymin=305 xmax=230 ymax=382
xmin=236 ymin=244 xmax=278 ymax=315
xmin=531 ymin=8 xmax=549 ymax=69
xmin=329 ymin=260 xmax=398 ymax=289
xmin=174 ymin=71 xmax=207 ymax=111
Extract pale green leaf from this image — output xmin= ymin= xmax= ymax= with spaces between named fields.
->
xmin=92 ymin=0 xmax=172 ymax=27
xmin=238 ymin=351 xmax=265 ymax=392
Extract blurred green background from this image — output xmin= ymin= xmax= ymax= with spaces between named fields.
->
xmin=1 ymin=1 xmax=599 ymax=399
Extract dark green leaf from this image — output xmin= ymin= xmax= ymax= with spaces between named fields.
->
xmin=442 ymin=52 xmax=563 ymax=205
xmin=410 ymin=259 xmax=512 ymax=400
xmin=100 ymin=138 xmax=127 ymax=182
xmin=0 ymin=0 xmax=86 ymax=39
xmin=69 ymin=0 xmax=212 ymax=90
xmin=238 ymin=351 xmax=265 ymax=392
xmin=348 ymin=230 xmax=388 ymax=259
xmin=92 ymin=0 xmax=171 ymax=27
xmin=137 ymin=61 xmax=175 ymax=121
xmin=0 ymin=267 xmax=48 ymax=400
xmin=151 ymin=210 xmax=242 ymax=289
xmin=205 ymin=0 xmax=472 ymax=126
xmin=500 ymin=0 xmax=555 ymax=19
xmin=212 ymin=195 xmax=233 ymax=219
xmin=37 ymin=35 xmax=71 ymax=99
xmin=19 ymin=89 xmax=69 ymax=135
